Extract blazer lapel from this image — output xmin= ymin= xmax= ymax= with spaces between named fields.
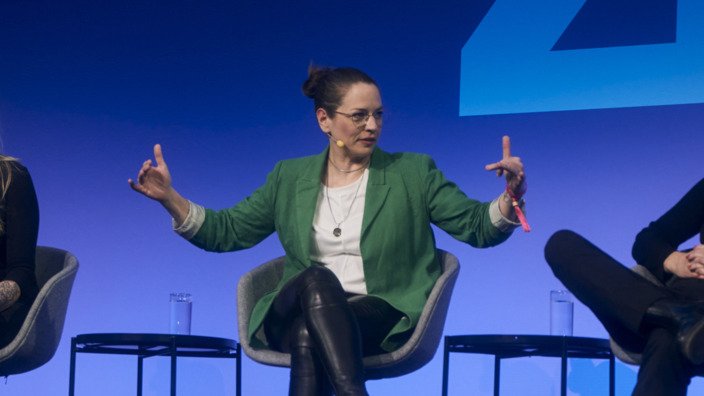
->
xmin=294 ymin=149 xmax=327 ymax=263
xmin=362 ymin=147 xmax=390 ymax=237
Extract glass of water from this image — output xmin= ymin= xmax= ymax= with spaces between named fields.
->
xmin=169 ymin=293 xmax=192 ymax=335
xmin=550 ymin=290 xmax=574 ymax=336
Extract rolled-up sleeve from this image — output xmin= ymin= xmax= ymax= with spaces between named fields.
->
xmin=489 ymin=196 xmax=523 ymax=233
xmin=173 ymin=201 xmax=206 ymax=240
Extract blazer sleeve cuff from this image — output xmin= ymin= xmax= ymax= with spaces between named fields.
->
xmin=489 ymin=196 xmax=523 ymax=233
xmin=173 ymin=201 xmax=205 ymax=240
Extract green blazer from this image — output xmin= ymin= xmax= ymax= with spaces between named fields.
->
xmin=190 ymin=146 xmax=512 ymax=351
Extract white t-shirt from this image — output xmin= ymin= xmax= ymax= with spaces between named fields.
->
xmin=310 ymin=169 xmax=369 ymax=295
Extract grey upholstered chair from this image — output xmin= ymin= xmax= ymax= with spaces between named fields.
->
xmin=237 ymin=249 xmax=460 ymax=380
xmin=0 ymin=246 xmax=79 ymax=376
xmin=609 ymin=265 xmax=664 ymax=365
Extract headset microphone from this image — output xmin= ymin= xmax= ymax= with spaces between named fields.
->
xmin=327 ymin=132 xmax=345 ymax=148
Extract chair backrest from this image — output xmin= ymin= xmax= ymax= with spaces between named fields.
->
xmin=236 ymin=249 xmax=460 ymax=379
xmin=0 ymin=246 xmax=79 ymax=376
xmin=237 ymin=255 xmax=289 ymax=367
xmin=609 ymin=264 xmax=663 ymax=365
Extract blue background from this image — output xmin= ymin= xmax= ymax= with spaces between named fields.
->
xmin=1 ymin=0 xmax=703 ymax=394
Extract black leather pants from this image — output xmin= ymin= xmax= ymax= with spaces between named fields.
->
xmin=264 ymin=266 xmax=401 ymax=396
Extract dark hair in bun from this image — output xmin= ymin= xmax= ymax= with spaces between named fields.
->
xmin=302 ymin=62 xmax=378 ymax=115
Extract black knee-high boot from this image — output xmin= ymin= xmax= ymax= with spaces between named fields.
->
xmin=299 ymin=269 xmax=368 ymax=396
xmin=644 ymin=299 xmax=704 ymax=365
xmin=289 ymin=316 xmax=333 ymax=396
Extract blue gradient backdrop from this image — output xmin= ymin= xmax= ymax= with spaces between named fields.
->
xmin=1 ymin=1 xmax=703 ymax=395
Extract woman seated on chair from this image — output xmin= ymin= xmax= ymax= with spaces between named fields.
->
xmin=0 ymin=154 xmax=39 ymax=349
xmin=129 ymin=64 xmax=528 ymax=396
xmin=545 ymin=177 xmax=704 ymax=396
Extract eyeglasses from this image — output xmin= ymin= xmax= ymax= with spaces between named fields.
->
xmin=334 ymin=110 xmax=386 ymax=127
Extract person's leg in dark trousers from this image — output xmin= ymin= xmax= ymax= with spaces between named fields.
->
xmin=264 ymin=266 xmax=368 ymax=396
xmin=545 ymin=230 xmax=670 ymax=351
xmin=633 ymin=327 xmax=695 ymax=396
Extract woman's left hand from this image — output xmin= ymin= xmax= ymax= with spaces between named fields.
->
xmin=485 ymin=136 xmax=526 ymax=196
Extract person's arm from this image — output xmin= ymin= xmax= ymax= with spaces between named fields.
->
xmin=425 ymin=160 xmax=514 ymax=247
xmin=2 ymin=163 xmax=40 ymax=308
xmin=130 ymin=144 xmax=277 ymax=251
xmin=129 ymin=144 xmax=190 ymax=226
xmin=632 ymin=178 xmax=704 ymax=281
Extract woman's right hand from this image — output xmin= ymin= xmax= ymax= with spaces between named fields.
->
xmin=129 ymin=144 xmax=191 ymax=226
xmin=129 ymin=144 xmax=173 ymax=202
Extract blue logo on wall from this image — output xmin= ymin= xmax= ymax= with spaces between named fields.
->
xmin=460 ymin=0 xmax=704 ymax=115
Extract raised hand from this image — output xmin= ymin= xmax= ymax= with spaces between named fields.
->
xmin=484 ymin=136 xmax=526 ymax=197
xmin=128 ymin=144 xmax=173 ymax=202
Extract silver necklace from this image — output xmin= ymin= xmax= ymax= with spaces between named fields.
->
xmin=328 ymin=157 xmax=369 ymax=173
xmin=325 ymin=170 xmax=365 ymax=237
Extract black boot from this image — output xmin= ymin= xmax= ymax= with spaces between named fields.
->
xmin=289 ymin=317 xmax=333 ymax=396
xmin=306 ymin=303 xmax=368 ymax=396
xmin=299 ymin=269 xmax=368 ymax=396
xmin=645 ymin=299 xmax=704 ymax=364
